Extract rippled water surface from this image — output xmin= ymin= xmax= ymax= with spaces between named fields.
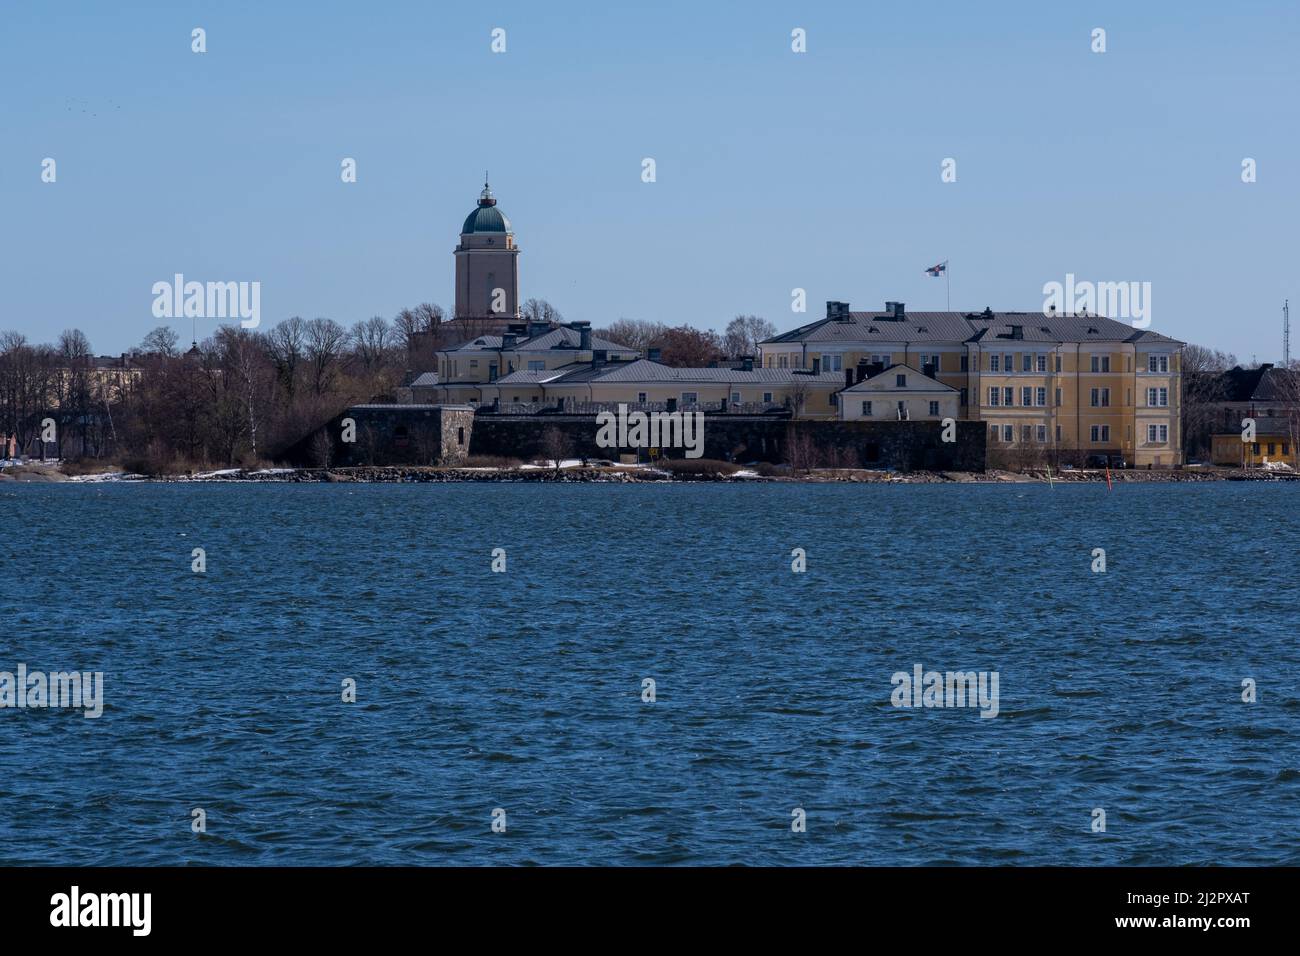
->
xmin=1 ymin=482 xmax=1297 ymax=865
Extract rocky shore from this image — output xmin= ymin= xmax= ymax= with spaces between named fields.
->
xmin=6 ymin=462 xmax=1296 ymax=484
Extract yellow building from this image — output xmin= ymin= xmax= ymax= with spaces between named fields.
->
xmin=426 ymin=356 xmax=843 ymax=418
xmin=1210 ymin=423 xmax=1297 ymax=467
xmin=428 ymin=321 xmax=639 ymax=404
xmin=759 ymin=301 xmax=1184 ymax=466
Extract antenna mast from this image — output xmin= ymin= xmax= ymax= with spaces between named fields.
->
xmin=1284 ymin=299 xmax=1291 ymax=367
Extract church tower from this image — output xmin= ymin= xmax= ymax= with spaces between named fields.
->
xmin=453 ymin=178 xmax=520 ymax=327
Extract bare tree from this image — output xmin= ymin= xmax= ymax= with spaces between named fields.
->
xmin=786 ymin=429 xmax=820 ymax=472
xmin=522 ymin=298 xmax=563 ymax=325
xmin=137 ymin=326 xmax=180 ymax=358
xmin=1269 ymin=361 xmax=1300 ymax=467
xmin=305 ymin=317 xmax=348 ymax=397
xmin=266 ymin=316 xmax=307 ymax=401
xmin=784 ymin=377 xmax=812 ymax=416
xmin=1181 ymin=343 xmax=1237 ymax=457
xmin=723 ymin=314 xmax=777 ymax=359
xmin=57 ymin=328 xmax=94 ymax=457
xmin=539 ymin=426 xmax=572 ymax=474
xmin=351 ymin=315 xmax=395 ymax=375
xmin=596 ymin=318 xmax=666 ymax=353
xmin=218 ymin=326 xmax=269 ymax=461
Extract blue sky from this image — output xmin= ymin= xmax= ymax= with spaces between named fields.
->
xmin=2 ymin=0 xmax=1296 ymax=359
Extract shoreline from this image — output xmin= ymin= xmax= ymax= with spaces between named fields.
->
xmin=6 ymin=463 xmax=1297 ymax=485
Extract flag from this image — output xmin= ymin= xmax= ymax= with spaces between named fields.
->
xmin=925 ymin=260 xmax=948 ymax=277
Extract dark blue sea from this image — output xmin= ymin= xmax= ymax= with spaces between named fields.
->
xmin=2 ymin=482 xmax=1297 ymax=865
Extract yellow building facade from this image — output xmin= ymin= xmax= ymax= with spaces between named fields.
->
xmin=758 ymin=303 xmax=1183 ymax=466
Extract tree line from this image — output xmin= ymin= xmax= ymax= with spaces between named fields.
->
xmin=0 ymin=305 xmax=776 ymax=471
xmin=0 ymin=308 xmax=445 ymax=471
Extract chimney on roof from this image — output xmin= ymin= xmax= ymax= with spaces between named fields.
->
xmin=826 ymin=300 xmax=851 ymax=321
xmin=856 ymin=358 xmax=870 ymax=384
xmin=845 ymin=368 xmax=855 ymax=389
xmin=501 ymin=333 xmax=517 ymax=349
xmin=592 ymin=349 xmax=607 ymax=365
xmin=1010 ymin=324 xmax=1023 ymax=340
xmin=647 ymin=347 xmax=661 ymax=362
xmin=508 ymin=322 xmax=527 ymax=334
xmin=742 ymin=356 xmax=754 ymax=371
xmin=529 ymin=321 xmax=549 ymax=337
xmin=568 ymin=321 xmax=592 ymax=350
xmin=893 ymin=302 xmax=905 ymax=320
xmin=922 ymin=362 xmax=937 ymax=379
xmin=867 ymin=361 xmax=885 ymax=379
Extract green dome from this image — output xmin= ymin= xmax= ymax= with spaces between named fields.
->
xmin=461 ymin=181 xmax=510 ymax=234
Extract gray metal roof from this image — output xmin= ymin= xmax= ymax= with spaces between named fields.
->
xmin=840 ymin=363 xmax=958 ymax=393
xmin=409 ymin=372 xmax=439 ymax=387
xmin=532 ymin=359 xmax=845 ymax=386
xmin=762 ymin=311 xmax=1182 ymax=346
xmin=449 ymin=326 xmax=630 ymax=354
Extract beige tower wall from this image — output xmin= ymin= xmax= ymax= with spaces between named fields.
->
xmin=454 ymin=235 xmax=520 ymax=320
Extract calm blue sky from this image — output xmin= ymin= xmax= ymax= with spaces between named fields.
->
xmin=2 ymin=1 xmax=1296 ymax=359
